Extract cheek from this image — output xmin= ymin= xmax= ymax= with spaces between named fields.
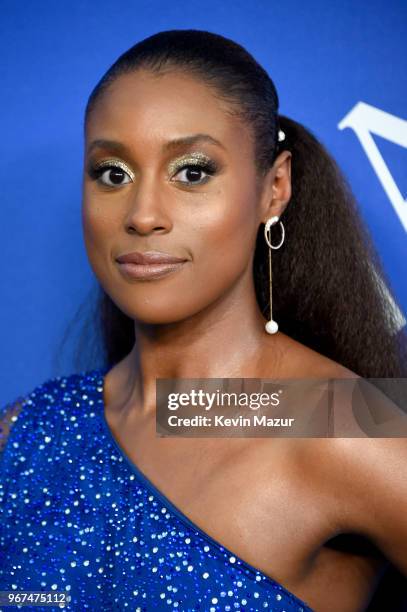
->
xmin=174 ymin=188 xmax=258 ymax=311
xmin=193 ymin=186 xmax=257 ymax=271
xmin=81 ymin=196 xmax=117 ymax=279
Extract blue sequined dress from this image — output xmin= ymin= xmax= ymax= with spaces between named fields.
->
xmin=0 ymin=369 xmax=314 ymax=612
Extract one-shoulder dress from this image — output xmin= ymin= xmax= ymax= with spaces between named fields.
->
xmin=0 ymin=369 xmax=314 ymax=611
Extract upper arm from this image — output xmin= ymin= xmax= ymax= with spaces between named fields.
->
xmin=337 ymin=437 xmax=407 ymax=576
xmin=328 ymin=379 xmax=407 ymax=574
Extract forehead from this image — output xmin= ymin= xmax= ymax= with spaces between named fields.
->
xmin=85 ymin=69 xmax=253 ymax=154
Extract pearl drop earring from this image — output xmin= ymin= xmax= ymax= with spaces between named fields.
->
xmin=263 ymin=216 xmax=285 ymax=334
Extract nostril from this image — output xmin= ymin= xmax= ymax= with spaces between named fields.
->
xmin=126 ymin=225 xmax=168 ymax=235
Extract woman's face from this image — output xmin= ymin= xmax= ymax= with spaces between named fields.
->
xmin=82 ymin=69 xmax=283 ymax=325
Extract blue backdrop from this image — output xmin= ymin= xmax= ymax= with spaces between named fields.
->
xmin=1 ymin=0 xmax=406 ymax=405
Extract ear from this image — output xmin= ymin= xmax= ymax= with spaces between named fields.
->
xmin=258 ymin=150 xmax=292 ymax=224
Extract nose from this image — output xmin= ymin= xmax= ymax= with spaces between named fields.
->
xmin=124 ymin=173 xmax=172 ymax=236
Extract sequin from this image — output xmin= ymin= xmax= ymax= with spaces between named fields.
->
xmin=0 ymin=369 xmax=314 ymax=611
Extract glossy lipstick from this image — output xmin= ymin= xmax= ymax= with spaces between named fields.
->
xmin=115 ymin=250 xmax=188 ymax=280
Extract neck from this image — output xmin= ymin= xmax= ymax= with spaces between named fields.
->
xmin=106 ymin=269 xmax=278 ymax=413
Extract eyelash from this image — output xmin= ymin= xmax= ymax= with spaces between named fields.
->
xmin=87 ymin=159 xmax=218 ymax=188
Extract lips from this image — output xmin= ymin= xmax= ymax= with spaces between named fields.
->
xmin=115 ymin=250 xmax=188 ymax=281
xmin=116 ymin=250 xmax=188 ymax=265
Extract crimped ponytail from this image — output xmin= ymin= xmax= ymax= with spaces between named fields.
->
xmin=254 ymin=115 xmax=407 ymax=377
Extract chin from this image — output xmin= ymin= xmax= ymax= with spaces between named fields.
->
xmin=113 ymin=302 xmax=196 ymax=326
xmin=104 ymin=278 xmax=225 ymax=327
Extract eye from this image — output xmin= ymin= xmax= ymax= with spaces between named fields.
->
xmin=87 ymin=160 xmax=134 ymax=188
xmin=171 ymin=161 xmax=218 ymax=186
xmin=98 ymin=166 xmax=132 ymax=187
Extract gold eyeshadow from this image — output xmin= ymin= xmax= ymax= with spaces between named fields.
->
xmin=167 ymin=152 xmax=217 ymax=177
xmin=87 ymin=152 xmax=219 ymax=187
xmin=90 ymin=158 xmax=136 ymax=181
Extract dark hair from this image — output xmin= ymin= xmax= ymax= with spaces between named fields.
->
xmin=69 ymin=29 xmax=407 ymax=379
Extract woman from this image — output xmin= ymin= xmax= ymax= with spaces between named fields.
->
xmin=1 ymin=29 xmax=406 ymax=612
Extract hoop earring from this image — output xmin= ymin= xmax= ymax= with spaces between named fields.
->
xmin=263 ymin=216 xmax=285 ymax=334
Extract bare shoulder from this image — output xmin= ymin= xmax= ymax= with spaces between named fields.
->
xmin=266 ymin=334 xmax=407 ymax=573
xmin=266 ymin=331 xmax=359 ymax=379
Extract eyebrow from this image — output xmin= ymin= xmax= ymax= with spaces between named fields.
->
xmin=86 ymin=133 xmax=225 ymax=156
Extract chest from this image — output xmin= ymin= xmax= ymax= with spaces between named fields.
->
xmin=106 ymin=412 xmax=386 ymax=611
xmin=108 ymin=416 xmax=316 ymax=560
